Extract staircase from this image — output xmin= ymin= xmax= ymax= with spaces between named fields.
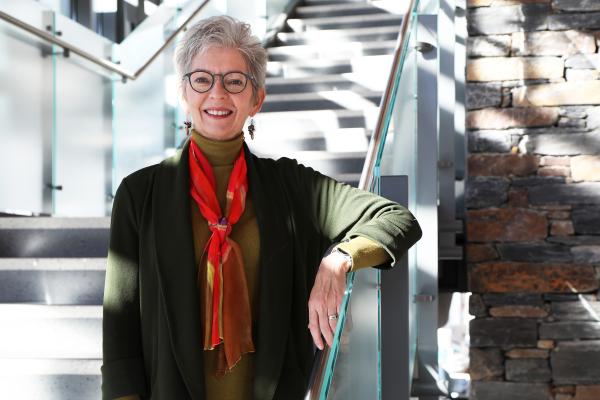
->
xmin=0 ymin=1 xmax=402 ymax=399
xmin=0 ymin=217 xmax=108 ymax=399
xmin=252 ymin=0 xmax=401 ymax=186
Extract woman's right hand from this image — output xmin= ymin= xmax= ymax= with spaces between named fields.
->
xmin=307 ymin=251 xmax=351 ymax=350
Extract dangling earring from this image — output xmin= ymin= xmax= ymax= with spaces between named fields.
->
xmin=184 ymin=120 xmax=191 ymax=136
xmin=248 ymin=118 xmax=255 ymax=140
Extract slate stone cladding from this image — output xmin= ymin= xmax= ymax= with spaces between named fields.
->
xmin=466 ymin=0 xmax=600 ymax=398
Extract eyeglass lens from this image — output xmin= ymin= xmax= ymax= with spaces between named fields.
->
xmin=189 ymin=71 xmax=248 ymax=94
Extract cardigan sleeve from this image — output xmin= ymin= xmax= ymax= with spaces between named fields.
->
xmin=282 ymin=158 xmax=422 ymax=268
xmin=101 ymin=180 xmax=148 ymax=400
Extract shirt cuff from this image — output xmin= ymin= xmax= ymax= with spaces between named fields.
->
xmin=334 ymin=236 xmax=391 ymax=272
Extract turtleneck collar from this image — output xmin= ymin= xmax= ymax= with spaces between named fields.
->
xmin=190 ymin=129 xmax=245 ymax=167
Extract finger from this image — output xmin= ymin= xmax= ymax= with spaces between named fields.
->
xmin=319 ymin=306 xmax=334 ymax=347
xmin=308 ymin=304 xmax=324 ymax=350
xmin=327 ymin=310 xmax=338 ymax=332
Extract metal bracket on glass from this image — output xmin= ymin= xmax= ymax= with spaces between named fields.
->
xmin=438 ymin=160 xmax=454 ymax=169
xmin=415 ymin=42 xmax=435 ymax=53
xmin=45 ymin=183 xmax=63 ymax=191
xmin=414 ymin=294 xmax=435 ymax=303
xmin=45 ymin=26 xmax=62 ymax=36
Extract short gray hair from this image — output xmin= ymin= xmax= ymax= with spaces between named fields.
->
xmin=174 ymin=15 xmax=267 ymax=98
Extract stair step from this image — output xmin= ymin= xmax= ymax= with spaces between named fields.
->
xmin=295 ymin=2 xmax=393 ymax=18
xmin=266 ymin=73 xmax=387 ymax=94
xmin=267 ymin=54 xmax=393 ymax=78
xmin=335 ymin=172 xmax=362 ymax=187
xmin=0 ymin=217 xmax=110 ymax=229
xmin=287 ymin=13 xmax=401 ymax=31
xmin=0 ymin=304 xmax=102 ymax=359
xmin=0 ymin=359 xmax=101 ymax=400
xmin=304 ymin=0 xmax=370 ymax=5
xmin=248 ymin=127 xmax=372 ymax=152
xmin=0 ymin=258 xmax=106 ymax=304
xmin=255 ymin=108 xmax=381 ymax=133
xmin=253 ymin=150 xmax=367 ymax=175
xmin=267 ymin=40 xmax=396 ymax=61
xmin=0 ymin=358 xmax=101 ymax=375
xmin=277 ymin=25 xmax=399 ymax=45
xmin=262 ymin=89 xmax=382 ymax=112
xmin=0 ymin=218 xmax=110 ymax=258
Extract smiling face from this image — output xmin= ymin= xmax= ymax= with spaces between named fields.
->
xmin=182 ymin=47 xmax=265 ymax=141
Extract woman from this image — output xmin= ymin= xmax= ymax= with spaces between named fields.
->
xmin=102 ymin=15 xmax=421 ymax=400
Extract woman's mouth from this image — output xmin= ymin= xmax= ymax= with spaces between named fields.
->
xmin=204 ymin=108 xmax=233 ymax=118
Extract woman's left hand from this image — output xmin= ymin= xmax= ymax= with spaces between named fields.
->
xmin=307 ymin=251 xmax=351 ymax=350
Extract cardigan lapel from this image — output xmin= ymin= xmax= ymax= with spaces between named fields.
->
xmin=152 ymin=140 xmax=294 ymax=400
xmin=245 ymin=145 xmax=294 ymax=400
xmin=152 ymin=139 xmax=205 ymax=399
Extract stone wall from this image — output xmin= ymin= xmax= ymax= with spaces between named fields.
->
xmin=466 ymin=1 xmax=600 ymax=399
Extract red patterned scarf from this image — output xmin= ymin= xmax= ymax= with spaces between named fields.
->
xmin=188 ymin=139 xmax=254 ymax=376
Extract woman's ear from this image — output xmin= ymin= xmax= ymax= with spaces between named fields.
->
xmin=251 ymin=88 xmax=266 ymax=116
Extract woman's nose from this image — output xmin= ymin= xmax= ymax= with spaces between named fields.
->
xmin=209 ymin=76 xmax=227 ymax=97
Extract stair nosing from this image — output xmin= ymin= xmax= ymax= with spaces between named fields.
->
xmin=267 ymin=53 xmax=393 ymax=68
xmin=288 ymin=13 xmax=401 ymax=25
xmin=0 ymin=258 xmax=106 ymax=271
xmin=0 ymin=358 xmax=102 ymax=376
xmin=0 ymin=218 xmax=110 ymax=230
xmin=0 ymin=304 xmax=102 ymax=319
xmin=257 ymin=107 xmax=380 ymax=119
xmin=277 ymin=25 xmax=400 ymax=38
xmin=264 ymin=89 xmax=382 ymax=102
xmin=268 ymin=40 xmax=397 ymax=54
xmin=295 ymin=2 xmax=390 ymax=13
xmin=266 ymin=72 xmax=387 ymax=85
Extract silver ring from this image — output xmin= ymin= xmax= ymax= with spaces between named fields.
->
xmin=328 ymin=314 xmax=338 ymax=320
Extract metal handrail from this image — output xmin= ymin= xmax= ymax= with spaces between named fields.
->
xmin=305 ymin=0 xmax=418 ymax=398
xmin=0 ymin=0 xmax=210 ymax=81
xmin=359 ymin=0 xmax=417 ymax=191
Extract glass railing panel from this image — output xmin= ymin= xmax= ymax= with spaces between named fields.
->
xmin=266 ymin=0 xmax=290 ymax=28
xmin=116 ymin=0 xmax=233 ymax=73
xmin=111 ymin=0 xmax=218 ymax=194
xmin=51 ymin=13 xmax=114 ymax=216
xmin=319 ymin=1 xmax=420 ymax=398
xmin=0 ymin=1 xmax=58 ymax=215
xmin=321 ymin=268 xmax=381 ymax=400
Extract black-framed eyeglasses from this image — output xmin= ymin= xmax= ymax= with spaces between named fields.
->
xmin=183 ymin=70 xmax=254 ymax=94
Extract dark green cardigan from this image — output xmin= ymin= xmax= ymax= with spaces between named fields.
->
xmin=101 ymin=139 xmax=422 ymax=400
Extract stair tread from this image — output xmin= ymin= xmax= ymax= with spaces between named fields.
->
xmin=0 ymin=304 xmax=102 ymax=319
xmin=0 ymin=358 xmax=101 ymax=375
xmin=268 ymin=40 xmax=396 ymax=54
xmin=266 ymin=72 xmax=385 ymax=85
xmin=0 ymin=217 xmax=110 ymax=229
xmin=0 ymin=258 xmax=106 ymax=271
xmin=268 ymin=53 xmax=393 ymax=67
xmin=289 ymin=13 xmax=401 ymax=25
xmin=295 ymin=2 xmax=391 ymax=13
xmin=258 ymin=107 xmax=379 ymax=119
xmin=264 ymin=88 xmax=382 ymax=101
xmin=250 ymin=127 xmax=371 ymax=139
xmin=277 ymin=25 xmax=399 ymax=40
xmin=255 ymin=150 xmax=367 ymax=160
